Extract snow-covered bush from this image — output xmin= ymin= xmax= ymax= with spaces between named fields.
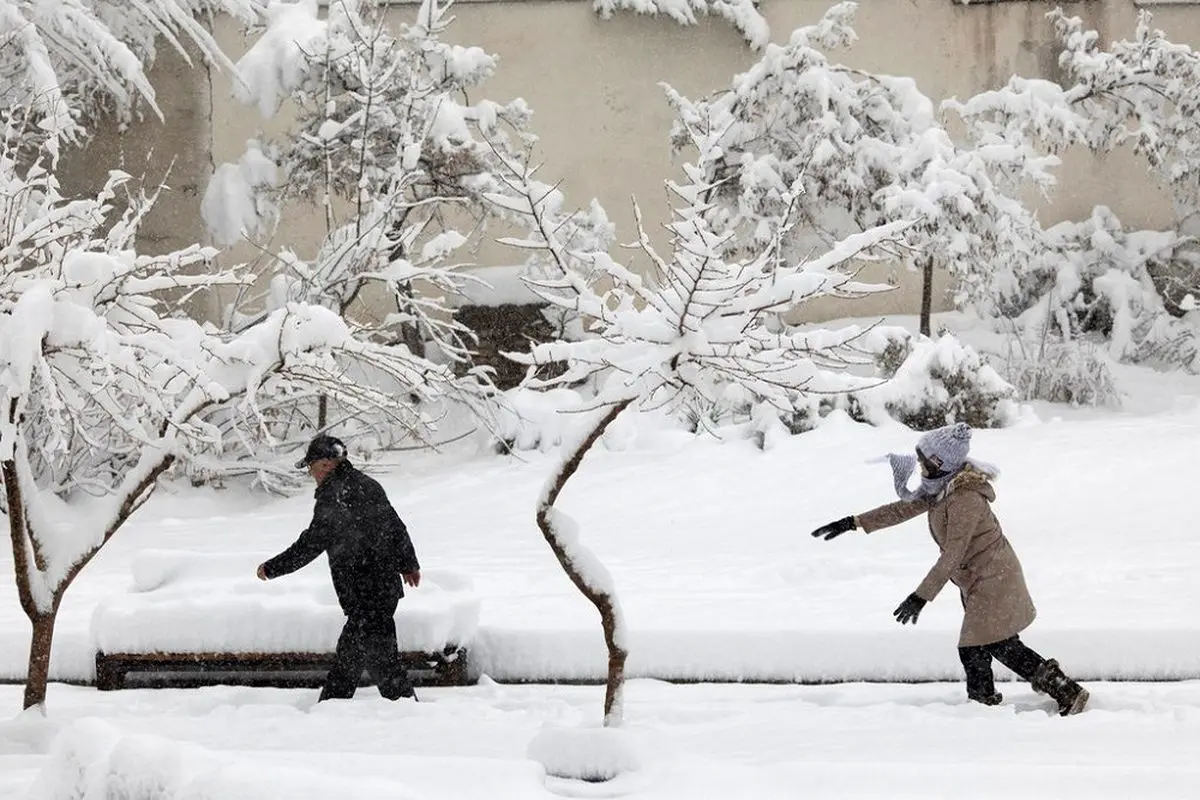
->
xmin=947 ymin=9 xmax=1200 ymax=372
xmin=664 ymin=2 xmax=1048 ymax=334
xmin=998 ymin=332 xmax=1120 ymax=408
xmin=1017 ymin=208 xmax=1200 ymax=373
xmin=851 ymin=333 xmax=1018 ymax=430
xmin=491 ymin=388 xmax=587 ymax=454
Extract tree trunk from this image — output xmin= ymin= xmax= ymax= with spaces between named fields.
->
xmin=920 ymin=255 xmax=934 ymax=338
xmin=24 ymin=612 xmax=56 ymax=710
xmin=318 ymin=394 xmax=328 ymax=430
xmin=535 ymin=399 xmax=633 ymax=726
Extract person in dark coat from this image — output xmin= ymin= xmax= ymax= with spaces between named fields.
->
xmin=257 ymin=435 xmax=422 ymax=702
xmin=810 ymin=423 xmax=1089 ymax=716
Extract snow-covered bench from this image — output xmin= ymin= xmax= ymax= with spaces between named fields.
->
xmin=90 ymin=551 xmax=479 ymax=691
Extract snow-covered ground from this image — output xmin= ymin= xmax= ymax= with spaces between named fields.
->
xmin=3 ymin=681 xmax=1200 ymax=799
xmin=3 ymin=331 xmax=1200 ymax=797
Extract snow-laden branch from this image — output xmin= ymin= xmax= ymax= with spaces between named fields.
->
xmin=593 ymin=0 xmax=769 ymax=51
xmin=0 ymin=0 xmax=262 ymax=146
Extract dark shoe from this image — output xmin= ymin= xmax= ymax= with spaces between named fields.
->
xmin=1032 ymin=659 xmax=1089 ymax=716
xmin=968 ymin=691 xmax=1004 ymax=706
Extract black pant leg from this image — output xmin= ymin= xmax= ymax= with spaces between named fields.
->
xmin=361 ymin=613 xmax=415 ymax=700
xmin=985 ymin=635 xmax=1046 ymax=681
xmin=958 ymin=645 xmax=997 ymax=697
xmin=318 ymin=616 xmax=368 ymax=702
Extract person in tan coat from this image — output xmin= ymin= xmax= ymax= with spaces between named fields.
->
xmin=810 ymin=422 xmax=1089 ymax=716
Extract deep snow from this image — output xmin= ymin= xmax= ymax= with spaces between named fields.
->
xmin=3 ymin=319 xmax=1200 ymax=797
xmin=3 ymin=680 xmax=1200 ymax=799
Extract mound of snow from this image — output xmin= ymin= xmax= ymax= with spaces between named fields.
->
xmin=29 ymin=718 xmax=423 ymax=800
xmin=91 ymin=551 xmax=479 ymax=655
xmin=527 ymin=723 xmax=644 ymax=783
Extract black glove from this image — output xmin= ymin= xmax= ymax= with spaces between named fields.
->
xmin=893 ymin=593 xmax=927 ymax=625
xmin=811 ymin=516 xmax=857 ymax=541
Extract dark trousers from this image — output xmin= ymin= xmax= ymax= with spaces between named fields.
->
xmin=958 ymin=635 xmax=1046 ymax=698
xmin=318 ymin=612 xmax=415 ymax=702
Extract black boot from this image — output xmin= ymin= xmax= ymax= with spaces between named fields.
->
xmin=1031 ymin=659 xmax=1089 ymax=716
xmin=959 ymin=645 xmax=1002 ymax=707
xmin=968 ymin=690 xmax=1004 ymax=706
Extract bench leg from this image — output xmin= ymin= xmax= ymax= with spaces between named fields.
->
xmin=436 ymin=648 xmax=469 ymax=686
xmin=95 ymin=655 xmax=124 ymax=691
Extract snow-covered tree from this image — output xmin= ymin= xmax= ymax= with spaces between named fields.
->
xmin=946 ymin=8 xmax=1200 ymax=370
xmin=593 ymin=0 xmax=769 ymax=51
xmin=1 ymin=118 xmax=478 ymax=709
xmin=204 ymin=0 xmax=547 ymax=469
xmin=0 ymin=0 xmax=262 ymax=150
xmin=663 ymin=1 xmax=1050 ymax=335
xmin=491 ymin=144 xmax=908 ymax=727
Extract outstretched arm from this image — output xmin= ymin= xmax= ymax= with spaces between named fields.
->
xmin=856 ymin=498 xmax=932 ymax=534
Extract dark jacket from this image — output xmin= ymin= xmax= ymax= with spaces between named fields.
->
xmin=262 ymin=461 xmax=420 ymax=618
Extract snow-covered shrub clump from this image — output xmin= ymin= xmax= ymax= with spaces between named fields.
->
xmin=852 ymin=333 xmax=1019 ymax=430
xmin=997 ymin=332 xmax=1121 ymax=408
xmin=492 ymin=388 xmax=588 ymax=453
xmin=1004 ymin=208 xmax=1200 ymax=374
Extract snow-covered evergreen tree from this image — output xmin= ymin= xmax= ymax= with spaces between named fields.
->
xmin=663 ymin=1 xmax=1049 ymax=334
xmin=2 ymin=117 xmax=477 ymax=709
xmin=946 ymin=8 xmax=1200 ymax=371
xmin=493 ymin=127 xmax=909 ymax=727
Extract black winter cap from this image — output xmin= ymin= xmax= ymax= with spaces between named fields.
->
xmin=295 ymin=435 xmax=347 ymax=469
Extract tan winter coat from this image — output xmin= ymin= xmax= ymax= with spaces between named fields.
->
xmin=856 ymin=466 xmax=1037 ymax=647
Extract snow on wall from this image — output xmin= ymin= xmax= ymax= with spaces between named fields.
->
xmin=28 ymin=718 xmax=423 ymax=800
xmin=91 ymin=551 xmax=479 ymax=655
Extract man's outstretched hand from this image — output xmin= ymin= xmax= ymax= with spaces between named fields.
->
xmin=403 ymin=571 xmax=421 ymax=588
xmin=256 ymin=564 xmax=268 ymax=581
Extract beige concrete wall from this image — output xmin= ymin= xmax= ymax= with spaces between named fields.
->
xmin=66 ymin=0 xmax=1200 ymax=322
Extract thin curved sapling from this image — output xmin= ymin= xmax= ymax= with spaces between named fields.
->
xmin=494 ymin=157 xmax=909 ymax=726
